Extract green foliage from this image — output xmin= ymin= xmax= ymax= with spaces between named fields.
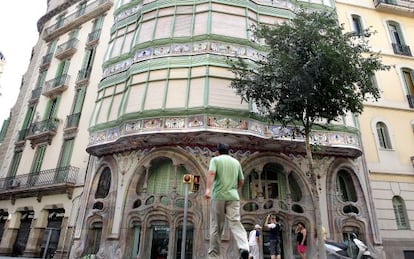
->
xmin=228 ymin=10 xmax=390 ymax=130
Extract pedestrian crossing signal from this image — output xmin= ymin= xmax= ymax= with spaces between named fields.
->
xmin=183 ymin=174 xmax=193 ymax=184
xmin=192 ymin=175 xmax=200 ymax=192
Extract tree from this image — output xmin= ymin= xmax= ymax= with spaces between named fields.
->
xmin=228 ymin=9 xmax=389 ymax=258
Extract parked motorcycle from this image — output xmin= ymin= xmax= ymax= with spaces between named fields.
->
xmin=325 ymin=233 xmax=373 ymax=259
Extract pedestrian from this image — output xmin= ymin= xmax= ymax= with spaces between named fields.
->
xmin=295 ymin=222 xmax=307 ymax=259
xmin=205 ymin=143 xmax=249 ymax=259
xmin=264 ymin=214 xmax=282 ymax=259
xmin=248 ymin=224 xmax=262 ymax=259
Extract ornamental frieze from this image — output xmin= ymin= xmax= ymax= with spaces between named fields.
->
xmin=102 ymin=41 xmax=266 ymax=78
xmin=88 ymin=114 xmax=360 ymax=151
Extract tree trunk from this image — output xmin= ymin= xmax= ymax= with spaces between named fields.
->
xmin=304 ymin=130 xmax=326 ymax=259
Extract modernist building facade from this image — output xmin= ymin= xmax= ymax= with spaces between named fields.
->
xmin=0 ymin=0 xmax=412 ymax=258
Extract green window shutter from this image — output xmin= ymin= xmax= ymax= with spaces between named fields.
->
xmin=58 ymin=139 xmax=75 ymax=168
xmin=45 ymin=98 xmax=59 ymax=120
xmin=8 ymin=151 xmax=23 ymax=177
xmin=31 ymin=145 xmax=47 ymax=173
xmin=21 ymin=106 xmax=36 ymax=130
xmin=0 ymin=118 xmax=10 ymax=142
xmin=72 ymin=87 xmax=86 ymax=114
xmin=48 ymin=41 xmax=57 ymax=55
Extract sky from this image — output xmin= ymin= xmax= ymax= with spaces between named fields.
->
xmin=0 ymin=1 xmax=47 ymax=123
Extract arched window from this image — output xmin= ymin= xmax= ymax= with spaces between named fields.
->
xmin=393 ymin=196 xmax=410 ymax=230
xmin=336 ymin=170 xmax=357 ymax=202
xmin=376 ymin=122 xmax=392 ymax=149
xmin=261 ymin=163 xmax=286 ymax=199
xmin=85 ymin=222 xmax=102 ymax=256
xmin=147 ymin=157 xmax=188 ymax=195
xmin=95 ymin=167 xmax=111 ymax=199
xmin=401 ymin=68 xmax=414 ymax=108
xmin=242 ymin=163 xmax=296 ymax=201
xmin=387 ymin=21 xmax=411 ymax=56
xmin=351 ymin=14 xmax=363 ymax=36
xmin=289 ymin=174 xmax=302 ymax=202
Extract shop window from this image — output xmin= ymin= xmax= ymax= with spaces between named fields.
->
xmin=151 ymin=225 xmax=169 ymax=259
xmin=0 ymin=211 xmax=8 ymax=242
xmin=176 ymin=225 xmax=193 ymax=259
xmin=41 ymin=209 xmax=64 ymax=258
xmin=12 ymin=211 xmax=34 ymax=256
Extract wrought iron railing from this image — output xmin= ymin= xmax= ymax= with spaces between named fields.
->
xmin=44 ymin=0 xmax=112 ymax=37
xmin=43 ymin=74 xmax=70 ymax=93
xmin=0 ymin=166 xmax=78 ymax=191
xmin=407 ymin=94 xmax=414 ymax=108
xmin=27 ymin=118 xmax=59 ymax=136
xmin=392 ymin=43 xmax=412 ymax=56
xmin=65 ymin=113 xmax=81 ymax=129
xmin=30 ymin=87 xmax=42 ymax=101
xmin=40 ymin=53 xmax=53 ymax=68
xmin=374 ymin=0 xmax=414 ymax=9
xmin=77 ymin=67 xmax=92 ymax=82
xmin=56 ymin=38 xmax=79 ymax=57
xmin=87 ymin=29 xmax=101 ymax=44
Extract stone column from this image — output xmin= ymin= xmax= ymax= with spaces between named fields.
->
xmin=54 ymin=217 xmax=70 ymax=259
xmin=23 ymin=210 xmax=48 ymax=257
xmin=0 ymin=210 xmax=20 ymax=255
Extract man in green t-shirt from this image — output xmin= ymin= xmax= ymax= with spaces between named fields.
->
xmin=205 ymin=143 xmax=249 ymax=259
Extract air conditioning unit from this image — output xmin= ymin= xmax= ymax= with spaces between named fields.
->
xmin=11 ymin=179 xmax=20 ymax=188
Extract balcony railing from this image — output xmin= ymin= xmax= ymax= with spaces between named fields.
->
xmin=42 ymin=74 xmax=70 ymax=97
xmin=374 ymin=0 xmax=414 ymax=14
xmin=43 ymin=0 xmax=113 ymax=41
xmin=40 ymin=53 xmax=53 ymax=70
xmin=0 ymin=166 xmax=79 ymax=200
xmin=29 ymin=87 xmax=42 ymax=103
xmin=25 ymin=118 xmax=59 ymax=147
xmin=65 ymin=113 xmax=81 ymax=129
xmin=76 ymin=67 xmax=92 ymax=85
xmin=87 ymin=29 xmax=101 ymax=46
xmin=392 ymin=43 xmax=412 ymax=56
xmin=55 ymin=38 xmax=79 ymax=60
xmin=407 ymin=94 xmax=414 ymax=108
xmin=16 ymin=128 xmax=30 ymax=142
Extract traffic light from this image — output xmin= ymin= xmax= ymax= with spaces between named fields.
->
xmin=192 ymin=175 xmax=200 ymax=192
xmin=183 ymin=174 xmax=193 ymax=184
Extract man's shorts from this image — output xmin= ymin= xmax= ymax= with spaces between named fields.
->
xmin=269 ymin=239 xmax=281 ymax=255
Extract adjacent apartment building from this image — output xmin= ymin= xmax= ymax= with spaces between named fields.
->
xmin=336 ymin=0 xmax=414 ymax=258
xmin=0 ymin=0 xmax=412 ymax=258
